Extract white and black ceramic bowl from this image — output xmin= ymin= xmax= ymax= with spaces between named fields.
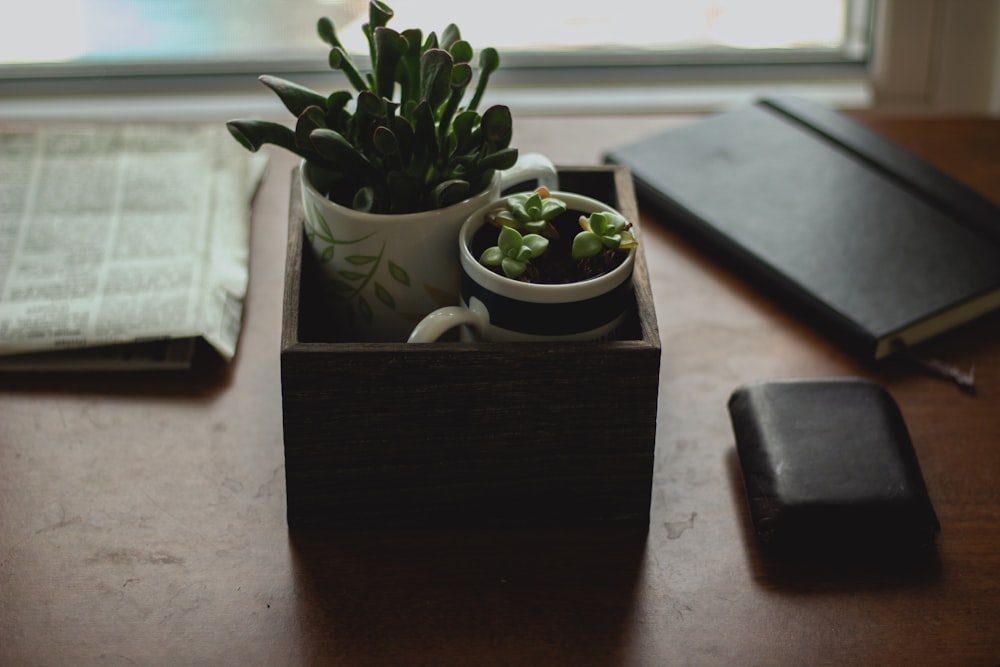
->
xmin=408 ymin=191 xmax=636 ymax=342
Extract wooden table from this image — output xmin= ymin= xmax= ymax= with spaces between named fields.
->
xmin=2 ymin=113 xmax=999 ymax=665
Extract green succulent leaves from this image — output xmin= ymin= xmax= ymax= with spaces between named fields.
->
xmin=478 ymin=188 xmax=638 ymax=282
xmin=480 ymin=226 xmax=549 ymax=279
xmin=225 ymin=1 xmax=515 ymax=215
xmin=572 ymin=211 xmax=637 ymax=260
xmin=496 ymin=191 xmax=567 ymax=234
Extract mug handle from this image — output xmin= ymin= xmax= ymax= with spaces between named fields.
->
xmin=499 ymin=152 xmax=559 ymax=193
xmin=408 ymin=301 xmax=490 ymax=343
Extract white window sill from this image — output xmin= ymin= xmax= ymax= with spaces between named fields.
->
xmin=0 ymin=78 xmax=871 ymax=123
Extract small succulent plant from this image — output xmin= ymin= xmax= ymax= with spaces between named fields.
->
xmin=572 ymin=210 xmax=637 ymax=260
xmin=479 ymin=226 xmax=549 ymax=279
xmin=480 ymin=188 xmax=637 ymax=281
xmin=226 ymin=0 xmax=517 ymax=215
xmin=491 ymin=190 xmax=567 ymax=234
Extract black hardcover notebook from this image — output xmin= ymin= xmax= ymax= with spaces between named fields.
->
xmin=605 ymin=97 xmax=1000 ymax=360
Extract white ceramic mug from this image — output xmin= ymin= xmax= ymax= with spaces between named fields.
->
xmin=408 ymin=191 xmax=636 ymax=343
xmin=301 ymin=153 xmax=559 ymax=342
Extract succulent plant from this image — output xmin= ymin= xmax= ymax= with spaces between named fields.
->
xmin=572 ymin=210 xmax=637 ymax=260
xmin=479 ymin=188 xmax=638 ymax=282
xmin=490 ymin=188 xmax=567 ymax=235
xmin=226 ymin=0 xmax=517 ymax=215
xmin=479 ymin=226 xmax=549 ymax=279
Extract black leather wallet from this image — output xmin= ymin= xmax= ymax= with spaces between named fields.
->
xmin=728 ymin=377 xmax=940 ymax=552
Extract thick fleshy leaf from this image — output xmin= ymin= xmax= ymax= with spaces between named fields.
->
xmin=522 ymin=233 xmax=549 ymax=257
xmin=506 ymin=193 xmax=531 ymax=221
xmin=259 ymin=75 xmax=327 ymax=117
xmin=410 ymin=101 xmax=437 ymax=161
xmin=481 ymin=105 xmax=513 ymax=147
xmin=608 ymin=212 xmax=628 ymax=231
xmin=469 ymin=47 xmax=500 ymax=111
xmin=479 ymin=47 xmax=500 ymax=76
xmin=226 ymin=120 xmax=307 ymax=158
xmin=493 ymin=210 xmax=518 ymax=228
xmin=373 ymin=125 xmax=399 ymax=155
xmin=595 ymin=210 xmax=627 ymax=234
xmin=316 ymin=17 xmax=341 ymax=48
xmin=501 ymin=257 xmax=527 ymax=278
xmin=328 ymin=47 xmax=368 ymax=92
xmin=294 ymin=105 xmax=327 ymax=150
xmin=449 ymin=40 xmax=473 ymax=64
xmin=480 ymin=247 xmax=503 ymax=266
xmin=451 ymin=63 xmax=473 ymax=89
xmin=357 ymin=90 xmax=384 ymax=121
xmin=391 ymin=115 xmax=414 ymax=155
xmin=310 ymin=128 xmax=370 ymax=172
xmin=441 ymin=23 xmax=461 ymax=50
xmin=540 ymin=196 xmax=567 ymax=220
xmin=523 ymin=193 xmax=543 ymax=218
xmin=523 ymin=220 xmax=547 ymax=234
xmin=401 ymin=28 xmax=422 ymax=56
xmin=602 ymin=233 xmax=622 ymax=248
xmin=497 ymin=225 xmax=522 ymax=255
xmin=420 ymin=48 xmax=453 ymax=108
xmin=325 ymin=91 xmax=354 ymax=126
xmin=588 ymin=212 xmax=609 ymax=235
xmin=451 ymin=110 xmax=479 ymax=153
xmin=431 ymin=179 xmax=470 ymax=209
xmin=572 ymin=231 xmax=603 ymax=260
xmin=373 ymin=27 xmax=407 ymax=98
xmin=369 ymin=0 xmax=394 ymax=29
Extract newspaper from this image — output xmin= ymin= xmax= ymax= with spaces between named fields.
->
xmin=0 ymin=123 xmax=267 ymax=370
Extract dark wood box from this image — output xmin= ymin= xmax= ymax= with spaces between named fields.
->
xmin=280 ymin=166 xmax=661 ymax=527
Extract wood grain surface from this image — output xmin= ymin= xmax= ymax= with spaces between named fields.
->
xmin=2 ymin=113 xmax=999 ymax=666
xmin=280 ymin=166 xmax=660 ymax=528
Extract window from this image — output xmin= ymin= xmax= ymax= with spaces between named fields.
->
xmin=0 ymin=0 xmax=892 ymax=117
xmin=2 ymin=1 xmax=870 ymax=79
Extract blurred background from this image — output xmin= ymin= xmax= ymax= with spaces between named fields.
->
xmin=0 ymin=0 xmax=997 ymax=118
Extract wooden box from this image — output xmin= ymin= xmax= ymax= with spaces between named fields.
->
xmin=280 ymin=166 xmax=661 ymax=527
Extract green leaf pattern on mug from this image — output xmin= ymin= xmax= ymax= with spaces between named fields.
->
xmin=305 ymin=207 xmax=411 ymax=324
xmin=374 ymin=282 xmax=395 ymax=308
xmin=388 ymin=261 xmax=411 ymax=286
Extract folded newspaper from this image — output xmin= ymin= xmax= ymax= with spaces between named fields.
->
xmin=0 ymin=123 xmax=267 ymax=370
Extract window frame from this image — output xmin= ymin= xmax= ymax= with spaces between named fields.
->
xmin=0 ymin=1 xmax=874 ymax=111
xmin=870 ymin=0 xmax=1000 ymax=113
xmin=3 ymin=1 xmax=996 ymax=117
